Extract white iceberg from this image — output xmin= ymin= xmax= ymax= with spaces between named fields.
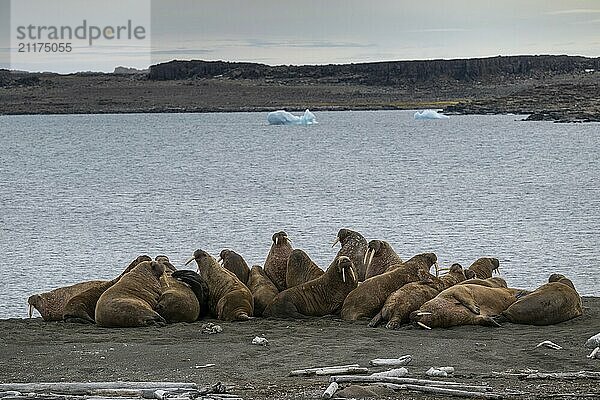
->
xmin=267 ymin=109 xmax=317 ymax=125
xmin=414 ymin=109 xmax=449 ymax=120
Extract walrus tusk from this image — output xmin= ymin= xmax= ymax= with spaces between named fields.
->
xmin=275 ymin=237 xmax=279 ymax=245
xmin=217 ymin=257 xmax=222 ymax=263
xmin=434 ymin=262 xmax=439 ymax=277
xmin=286 ymin=237 xmax=292 ymax=244
xmin=184 ymin=255 xmax=195 ymax=265
xmin=437 ymin=268 xmax=450 ymax=272
xmin=28 ymin=304 xmax=33 ymax=318
xmin=331 ymin=237 xmax=340 ymax=247
xmin=417 ymin=322 xmax=432 ymax=330
xmin=342 ymin=268 xmax=346 ymax=283
xmin=367 ymin=250 xmax=375 ymax=270
xmin=363 ymin=249 xmax=371 ymax=266
xmin=416 ymin=312 xmax=432 ymax=316
xmin=350 ymin=267 xmax=356 ymax=282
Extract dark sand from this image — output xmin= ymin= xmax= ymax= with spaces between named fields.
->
xmin=1 ymin=298 xmax=599 ymax=399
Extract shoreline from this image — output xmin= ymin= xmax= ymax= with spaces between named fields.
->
xmin=1 ymin=297 xmax=599 ymax=399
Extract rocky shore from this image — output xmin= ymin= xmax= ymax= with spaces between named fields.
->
xmin=1 ymin=297 xmax=599 ymax=399
xmin=1 ymin=55 xmax=598 ymax=122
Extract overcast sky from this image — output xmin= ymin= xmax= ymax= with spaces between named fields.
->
xmin=2 ymin=0 xmax=599 ymax=72
xmin=150 ymin=0 xmax=600 ymax=65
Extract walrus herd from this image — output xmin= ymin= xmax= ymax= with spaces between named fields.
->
xmin=27 ymin=228 xmax=583 ymax=329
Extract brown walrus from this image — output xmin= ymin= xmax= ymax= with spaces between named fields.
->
xmin=460 ymin=276 xmax=508 ymax=288
xmin=264 ymin=231 xmax=293 ymax=292
xmin=62 ymin=254 xmax=152 ymax=324
xmin=369 ymin=263 xmax=469 ymax=329
xmin=155 ymin=255 xmax=200 ymax=323
xmin=219 ymin=249 xmax=250 ymax=285
xmin=247 ymin=265 xmax=279 ymax=317
xmin=466 ymin=257 xmax=500 ymax=279
xmin=410 ymin=284 xmax=525 ymax=329
xmin=286 ymin=249 xmax=324 ymax=288
xmin=340 ymin=252 xmax=438 ymax=321
xmin=495 ymin=274 xmax=583 ymax=326
xmin=95 ymin=260 xmax=166 ymax=328
xmin=263 ymin=256 xmax=358 ymax=319
xmin=332 ymin=228 xmax=368 ymax=281
xmin=364 ymin=240 xmax=403 ymax=279
xmin=184 ymin=249 xmax=254 ymax=321
xmin=28 ymin=280 xmax=108 ymax=321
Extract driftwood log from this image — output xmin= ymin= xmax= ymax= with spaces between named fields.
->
xmin=329 ymin=375 xmax=492 ymax=391
xmin=369 ymin=355 xmax=412 ymax=366
xmin=289 ymin=364 xmax=367 ymax=376
xmin=376 ymin=383 xmax=505 ymax=399
xmin=0 ymin=382 xmax=198 ymax=394
xmin=524 ymin=371 xmax=600 ymax=380
xmin=321 ymin=382 xmax=339 ymax=399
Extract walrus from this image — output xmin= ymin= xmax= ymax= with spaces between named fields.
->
xmin=369 ymin=263 xmax=469 ymax=330
xmin=264 ymin=231 xmax=293 ymax=292
xmin=363 ymin=240 xmax=403 ymax=279
xmin=155 ymin=255 xmax=200 ymax=323
xmin=184 ymin=249 xmax=254 ymax=321
xmin=466 ymin=257 xmax=500 ymax=279
xmin=332 ymin=228 xmax=368 ymax=281
xmin=495 ymin=274 xmax=582 ymax=326
xmin=219 ymin=249 xmax=250 ymax=285
xmin=247 ymin=265 xmax=279 ymax=317
xmin=62 ymin=254 xmax=152 ymax=324
xmin=263 ymin=256 xmax=358 ymax=319
xmin=28 ymin=280 xmax=108 ymax=321
xmin=410 ymin=284 xmax=525 ymax=329
xmin=171 ymin=270 xmax=209 ymax=319
xmin=340 ymin=252 xmax=438 ymax=321
xmin=286 ymin=249 xmax=324 ymax=288
xmin=460 ymin=276 xmax=508 ymax=288
xmin=95 ymin=260 xmax=166 ymax=328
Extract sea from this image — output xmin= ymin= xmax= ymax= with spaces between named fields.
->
xmin=0 ymin=110 xmax=598 ymax=319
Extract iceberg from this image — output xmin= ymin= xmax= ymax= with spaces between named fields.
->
xmin=267 ymin=109 xmax=317 ymax=125
xmin=414 ymin=109 xmax=449 ymax=120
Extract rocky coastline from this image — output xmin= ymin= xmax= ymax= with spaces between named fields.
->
xmin=1 ymin=55 xmax=598 ymax=122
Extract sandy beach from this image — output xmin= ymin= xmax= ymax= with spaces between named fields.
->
xmin=1 ymin=297 xmax=598 ymax=399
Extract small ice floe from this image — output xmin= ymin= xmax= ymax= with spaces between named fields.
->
xmin=426 ymin=366 xmax=455 ymax=377
xmin=201 ymin=323 xmax=223 ymax=334
xmin=251 ymin=336 xmax=269 ymax=346
xmin=586 ymin=332 xmax=600 ymax=348
xmin=267 ymin=109 xmax=317 ymax=125
xmin=414 ymin=109 xmax=449 ymax=120
xmin=535 ymin=340 xmax=562 ymax=350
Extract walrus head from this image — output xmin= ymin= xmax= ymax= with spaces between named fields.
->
xmin=272 ymin=231 xmax=290 ymax=246
xmin=336 ymin=256 xmax=357 ymax=284
xmin=409 ymin=310 xmax=434 ymax=330
xmin=27 ymin=294 xmax=43 ymax=318
xmin=145 ymin=261 xmax=165 ymax=278
xmin=185 ymin=249 xmax=216 ymax=271
xmin=548 ymin=273 xmax=577 ymax=290
xmin=332 ymin=228 xmax=356 ymax=247
xmin=464 ymin=269 xmax=477 ymax=279
xmin=363 ymin=240 xmax=384 ymax=269
xmin=155 ymin=255 xmax=176 ymax=273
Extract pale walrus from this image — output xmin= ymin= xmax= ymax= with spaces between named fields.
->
xmin=219 ymin=249 xmax=250 ymax=285
xmin=364 ymin=240 xmax=403 ymax=279
xmin=410 ymin=284 xmax=525 ymax=329
xmin=95 ymin=260 xmax=166 ymax=328
xmin=369 ymin=263 xmax=469 ymax=330
xmin=247 ymin=265 xmax=279 ymax=317
xmin=264 ymin=231 xmax=293 ymax=292
xmin=28 ymin=280 xmax=109 ymax=321
xmin=467 ymin=257 xmax=500 ymax=279
xmin=286 ymin=249 xmax=324 ymax=288
xmin=340 ymin=252 xmax=438 ymax=321
xmin=155 ymin=255 xmax=200 ymax=323
xmin=184 ymin=249 xmax=254 ymax=321
xmin=332 ymin=228 xmax=368 ymax=281
xmin=62 ymin=254 xmax=152 ymax=324
xmin=495 ymin=274 xmax=582 ymax=326
xmin=263 ymin=256 xmax=358 ymax=319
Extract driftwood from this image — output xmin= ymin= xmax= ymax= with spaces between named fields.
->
xmin=370 ymin=367 xmax=408 ymax=377
xmin=0 ymin=382 xmax=198 ymax=394
xmin=585 ymin=332 xmax=600 ymax=349
xmin=378 ymin=383 xmax=504 ymax=399
xmin=587 ymin=347 xmax=599 ymax=359
xmin=369 ymin=355 xmax=412 ymax=367
xmin=524 ymin=371 xmax=600 ymax=380
xmin=289 ymin=364 xmax=361 ymax=376
xmin=321 ymin=382 xmax=339 ymax=399
xmin=329 ymin=375 xmax=492 ymax=391
xmin=535 ymin=340 xmax=563 ymax=350
xmin=315 ymin=367 xmax=368 ymax=376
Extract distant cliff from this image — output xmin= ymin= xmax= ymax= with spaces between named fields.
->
xmin=148 ymin=55 xmax=600 ymax=85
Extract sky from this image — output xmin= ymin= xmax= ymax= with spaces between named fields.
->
xmin=1 ymin=0 xmax=599 ymax=72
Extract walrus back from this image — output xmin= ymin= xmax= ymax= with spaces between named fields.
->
xmin=29 ymin=280 xmax=108 ymax=321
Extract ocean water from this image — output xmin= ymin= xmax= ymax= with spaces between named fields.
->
xmin=0 ymin=111 xmax=598 ymax=319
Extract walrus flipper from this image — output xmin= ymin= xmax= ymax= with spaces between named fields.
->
xmin=64 ymin=315 xmax=95 ymax=324
xmin=263 ymin=299 xmax=309 ymax=320
xmin=368 ymin=312 xmax=383 ymax=328
xmin=452 ymin=290 xmax=480 ymax=314
xmin=479 ymin=315 xmax=502 ymax=327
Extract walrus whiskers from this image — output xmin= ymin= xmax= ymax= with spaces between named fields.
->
xmin=417 ymin=321 xmax=432 ymax=330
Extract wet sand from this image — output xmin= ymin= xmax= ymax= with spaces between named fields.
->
xmin=1 ymin=298 xmax=598 ymax=399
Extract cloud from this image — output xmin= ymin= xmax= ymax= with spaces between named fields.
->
xmin=405 ymin=28 xmax=469 ymax=33
xmin=245 ymin=39 xmax=375 ymax=49
xmin=152 ymin=48 xmax=215 ymax=55
xmin=545 ymin=9 xmax=600 ymax=15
